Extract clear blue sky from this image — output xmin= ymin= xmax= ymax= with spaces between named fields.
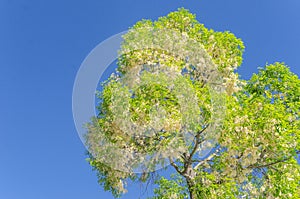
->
xmin=1 ymin=0 xmax=300 ymax=198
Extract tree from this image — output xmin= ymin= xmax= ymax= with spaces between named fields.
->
xmin=85 ymin=8 xmax=300 ymax=198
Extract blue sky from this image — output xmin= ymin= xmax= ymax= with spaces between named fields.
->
xmin=1 ymin=0 xmax=300 ymax=198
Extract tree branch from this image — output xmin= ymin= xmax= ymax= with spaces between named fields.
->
xmin=169 ymin=157 xmax=184 ymax=175
xmin=189 ymin=125 xmax=209 ymax=160
xmin=182 ymin=125 xmax=209 ymax=174
xmin=261 ymin=168 xmax=269 ymax=180
xmin=247 ymin=156 xmax=292 ymax=169
xmin=194 ymin=147 xmax=221 ymax=170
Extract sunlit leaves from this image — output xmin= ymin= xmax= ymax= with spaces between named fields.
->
xmin=85 ymin=8 xmax=300 ymax=199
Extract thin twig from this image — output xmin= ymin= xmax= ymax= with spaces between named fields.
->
xmin=189 ymin=125 xmax=209 ymax=161
xmin=247 ymin=157 xmax=291 ymax=169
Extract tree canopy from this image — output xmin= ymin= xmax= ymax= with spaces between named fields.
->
xmin=85 ymin=8 xmax=300 ymax=198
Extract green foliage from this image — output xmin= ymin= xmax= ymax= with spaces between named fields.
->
xmin=85 ymin=8 xmax=300 ymax=199
xmin=151 ymin=175 xmax=188 ymax=199
xmin=120 ymin=8 xmax=244 ymax=78
xmin=87 ymin=155 xmax=133 ymax=198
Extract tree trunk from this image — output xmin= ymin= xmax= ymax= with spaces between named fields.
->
xmin=183 ymin=164 xmax=197 ymax=199
xmin=186 ymin=177 xmax=197 ymax=199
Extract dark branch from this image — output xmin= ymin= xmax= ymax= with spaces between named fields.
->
xmin=169 ymin=157 xmax=184 ymax=175
xmin=261 ymin=168 xmax=269 ymax=180
xmin=182 ymin=125 xmax=209 ymax=174
xmin=247 ymin=156 xmax=292 ymax=169
xmin=189 ymin=125 xmax=209 ymax=160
